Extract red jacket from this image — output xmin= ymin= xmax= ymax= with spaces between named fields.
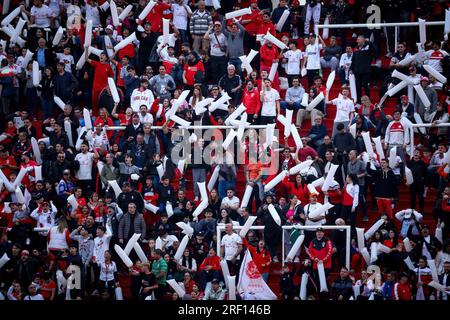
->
xmin=144 ymin=2 xmax=171 ymax=33
xmin=242 ymin=9 xmax=263 ymax=36
xmin=199 ymin=255 xmax=221 ymax=271
xmin=308 ymin=237 xmax=333 ymax=269
xmin=260 ymin=44 xmax=279 ymax=70
xmin=242 ymin=89 xmax=261 ymax=115
xmin=394 ymin=282 xmax=412 ymax=300
xmin=243 ymin=238 xmax=271 ymax=275
xmin=256 ymin=20 xmax=276 ymax=36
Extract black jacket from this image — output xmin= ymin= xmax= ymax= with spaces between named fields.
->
xmin=124 ymin=123 xmax=144 ymax=140
xmin=350 ymin=41 xmax=375 ymax=74
xmin=366 ymin=164 xmax=396 ymax=198
xmin=331 ymin=277 xmax=354 ymax=300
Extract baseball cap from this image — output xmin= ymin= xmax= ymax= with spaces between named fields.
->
xmin=106 ymin=25 xmax=114 ymax=31
xmin=214 ymin=21 xmax=222 ymax=26
xmin=316 ymin=227 xmax=324 ymax=232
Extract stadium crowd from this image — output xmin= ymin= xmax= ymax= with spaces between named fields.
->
xmin=0 ymin=0 xmax=449 ymax=301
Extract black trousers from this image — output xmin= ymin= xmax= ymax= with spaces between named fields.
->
xmin=409 ymin=182 xmax=425 ymax=214
xmin=354 ymin=72 xmax=371 ymax=103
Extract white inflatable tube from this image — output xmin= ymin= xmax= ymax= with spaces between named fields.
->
xmin=289 ymin=160 xmax=313 ymax=175
xmin=104 ymin=35 xmax=114 ymax=58
xmin=388 ymin=146 xmax=397 ymax=170
xmin=144 ymin=201 xmax=159 ymax=214
xmin=162 ymin=18 xmax=170 ymax=45
xmin=370 ymin=242 xmax=378 ymax=263
xmin=11 ymin=18 xmax=26 ymax=44
xmin=0 ymin=252 xmax=10 ymax=269
xmin=138 ymin=1 xmax=156 ymax=21
xmin=423 ymin=64 xmax=447 ymax=84
xmin=392 ymin=69 xmax=412 ymax=83
xmin=108 ymin=180 xmax=122 ymax=198
xmin=264 ymin=31 xmax=288 ymax=50
xmin=100 ymin=1 xmax=109 ymax=11
xmin=356 ymin=228 xmax=365 ymax=252
xmin=32 ymin=61 xmax=40 ymax=86
xmin=404 ymin=256 xmax=415 ymax=270
xmin=114 ymin=32 xmax=136 ymax=52
xmin=264 ymin=170 xmax=288 ymax=193
xmin=264 ymin=123 xmax=276 ymax=148
xmin=13 ymin=167 xmax=27 ymax=189
xmin=53 ymin=96 xmax=66 ymax=111
xmin=317 ymin=261 xmax=328 ymax=292
xmin=225 ymin=103 xmax=246 ymax=125
xmin=268 ymin=62 xmax=278 ymax=82
xmin=276 ymin=9 xmax=290 ymax=32
xmin=220 ymin=259 xmax=230 ymax=288
xmin=435 ymin=227 xmax=443 ymax=244
xmin=372 ymin=136 xmax=384 ymax=160
xmin=397 ymin=54 xmax=417 ymax=67
xmin=240 ymin=185 xmax=254 ymax=209
xmin=225 ymin=8 xmax=251 ymax=20
xmin=110 ymin=0 xmax=120 ymax=26
xmin=428 ymin=281 xmax=447 ymax=293
xmin=88 ymin=47 xmax=103 ymax=57
xmin=1 ymin=6 xmax=20 ymax=26
xmin=349 ymin=73 xmax=357 ymax=102
xmin=114 ymin=244 xmax=133 ymax=267
xmin=322 ymin=164 xmax=338 ymax=192
xmin=31 ymin=137 xmax=42 ymax=165
xmin=15 ymin=187 xmax=25 ymax=204
xmin=84 ymin=20 xmax=92 ymax=48
xmin=115 ymin=287 xmax=123 ymax=300
xmin=445 ymin=9 xmax=450 ymax=35
xmin=167 ymin=279 xmax=186 ymax=297
xmin=361 ymin=247 xmax=370 ymax=265
xmin=403 ymin=237 xmax=413 ymax=252
xmin=414 ymin=85 xmax=431 ymax=108
xmin=176 ymin=222 xmax=194 ymax=236
xmin=361 ymin=132 xmax=375 ymax=158
xmin=21 ymin=50 xmax=34 ymax=70
xmin=228 ymin=275 xmax=237 ymax=300
xmin=222 ymin=129 xmax=237 ymax=150
xmin=132 ymin=242 xmax=148 ymax=263
xmin=284 ymin=109 xmax=293 ymax=137
xmin=326 ymin=70 xmax=335 ymax=91
xmin=267 ymin=204 xmax=281 ymax=226
xmin=287 ymin=234 xmax=305 ymax=261
xmin=124 ymin=233 xmax=141 ymax=255
xmin=174 ymin=234 xmax=190 ymax=261
xmin=209 ymin=92 xmax=231 ymax=112
xmin=165 ymin=201 xmax=174 ymax=218
xmin=299 ymin=273 xmax=308 ymax=300
xmin=64 ymin=120 xmax=74 ymax=147
xmin=307 ymin=183 xmax=318 ymax=195
xmin=405 ymin=166 xmax=414 ymax=185
xmin=34 ymin=165 xmax=42 ymax=181
xmin=192 ymin=201 xmax=208 ymax=218
xmin=364 ymin=219 xmax=384 ymax=240
xmin=353 ymin=284 xmax=360 ymax=299
xmin=349 ymin=123 xmax=356 ymax=138
xmin=108 ymin=77 xmax=120 ymax=104
xmin=306 ymin=92 xmax=324 ymax=111
xmin=427 ymin=259 xmax=439 ymax=282
xmin=212 ymin=0 xmax=221 ymax=10
xmin=309 ymin=203 xmax=333 ymax=220
xmin=387 ymin=80 xmax=408 ymax=97
xmin=0 ymin=169 xmax=14 ymax=192
xmin=52 ymin=26 xmax=64 ymax=46
xmin=311 ymin=177 xmax=324 ymax=188
xmin=418 ymin=18 xmax=426 ymax=45
xmin=207 ymin=166 xmax=220 ymax=191
xmin=177 ymin=159 xmax=186 ymax=175
xmin=67 ymin=194 xmax=78 ymax=210
xmin=239 ymin=216 xmax=257 ymax=238
xmin=197 ymin=182 xmax=208 ymax=202
xmin=291 ymin=124 xmax=303 ymax=149
xmin=119 ymin=5 xmax=133 ymax=21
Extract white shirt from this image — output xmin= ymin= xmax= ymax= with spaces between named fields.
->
xmin=56 ymin=53 xmax=74 ymax=73
xmin=261 ymin=88 xmax=280 ymax=117
xmin=171 ymin=3 xmax=189 ymax=30
xmin=221 ymin=232 xmax=243 ymax=261
xmin=48 ymin=0 xmax=63 ymax=16
xmin=99 ymin=261 xmax=117 ymax=281
xmin=332 ymin=97 xmax=355 ymax=122
xmin=31 ymin=5 xmax=53 ymax=28
xmin=305 ymin=44 xmax=323 ymax=70
xmin=283 ymin=49 xmax=303 ymax=75
xmin=93 ymin=234 xmax=111 ymax=264
xmin=208 ymin=33 xmax=227 ymax=57
xmin=304 ymin=202 xmax=326 ymax=226
xmin=75 ymin=152 xmax=94 ymax=180
xmin=84 ymin=4 xmax=101 ymax=27
xmin=130 ymin=88 xmax=155 ymax=112
xmin=221 ymin=196 xmax=240 ymax=209
xmin=424 ymin=49 xmax=448 ymax=73
xmin=139 ymin=113 xmax=154 ymax=124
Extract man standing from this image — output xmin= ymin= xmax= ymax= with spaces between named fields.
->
xmin=130 ymin=79 xmax=155 ymax=113
xmin=74 ymin=142 xmax=99 ymax=193
xmin=220 ymin=223 xmax=243 ymax=276
xmin=149 ymin=66 xmax=176 ymax=101
xmin=189 ymin=1 xmax=212 ymax=53
xmin=350 ymin=35 xmax=374 ymax=104
xmin=152 ymin=249 xmax=168 ymax=300
xmin=283 ymin=42 xmax=304 ymax=86
xmin=204 ymin=21 xmax=228 ymax=83
xmin=326 ymin=86 xmax=355 ymax=138
xmin=366 ymin=159 xmax=396 ymax=218
xmin=118 ymin=203 xmax=146 ymax=245
xmin=384 ymin=111 xmax=409 ymax=162
xmin=260 ymin=79 xmax=280 ymax=125
xmin=242 ymin=80 xmax=261 ymax=124
xmin=308 ymin=228 xmax=333 ymax=291
xmin=218 ymin=65 xmax=242 ymax=106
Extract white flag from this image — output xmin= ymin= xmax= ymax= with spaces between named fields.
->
xmin=237 ymin=250 xmax=277 ymax=300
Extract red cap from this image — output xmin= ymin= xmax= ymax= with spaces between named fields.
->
xmin=251 ymin=0 xmax=258 ymax=3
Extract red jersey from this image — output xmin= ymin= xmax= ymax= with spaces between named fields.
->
xmin=0 ymin=155 xmax=17 ymax=178
xmin=199 ymin=255 xmax=221 ymax=271
xmin=394 ymin=282 xmax=412 ymax=300
xmin=260 ymin=44 xmax=279 ymax=70
xmin=308 ymin=237 xmax=333 ymax=269
xmin=144 ymin=2 xmax=171 ymax=33
xmin=184 ymin=61 xmax=205 ymax=86
xmin=243 ymin=238 xmax=271 ymax=274
xmin=257 ymin=20 xmax=276 ymax=36
xmin=89 ymin=60 xmax=114 ymax=91
xmin=242 ymin=9 xmax=262 ymax=36
xmin=242 ymin=89 xmax=261 ymax=115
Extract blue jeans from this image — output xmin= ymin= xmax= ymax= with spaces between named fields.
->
xmin=41 ymin=98 xmax=54 ymax=120
xmin=337 ymin=66 xmax=347 ymax=85
xmin=200 ymin=270 xmax=222 ymax=291
xmin=280 ymin=101 xmax=301 ymax=110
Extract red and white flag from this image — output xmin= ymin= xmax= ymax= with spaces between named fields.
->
xmin=237 ymin=250 xmax=277 ymax=300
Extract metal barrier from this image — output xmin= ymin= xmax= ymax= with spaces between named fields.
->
xmin=216 ymin=224 xmax=351 ymax=270
xmin=409 ymin=123 xmax=450 ymax=156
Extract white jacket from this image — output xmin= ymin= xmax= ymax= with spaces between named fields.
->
xmin=130 ymin=88 xmax=155 ymax=112
xmin=30 ymin=206 xmax=57 ymax=236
